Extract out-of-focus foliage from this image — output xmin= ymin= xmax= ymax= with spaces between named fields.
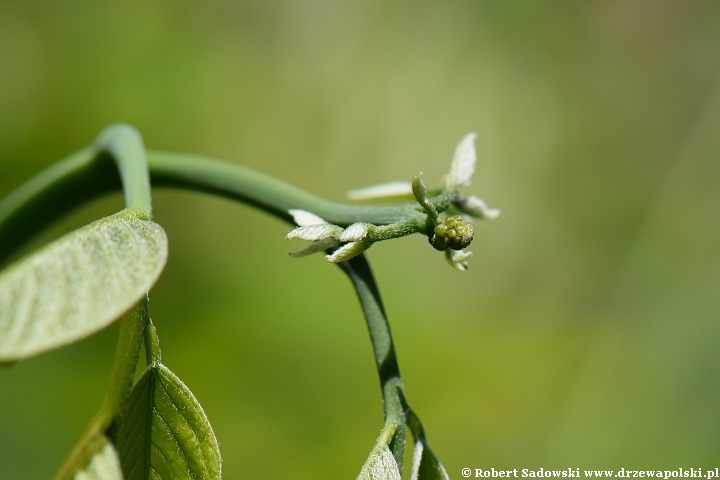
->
xmin=1 ymin=1 xmax=720 ymax=478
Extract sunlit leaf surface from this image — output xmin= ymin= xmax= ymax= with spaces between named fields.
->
xmin=0 ymin=209 xmax=167 ymax=361
xmin=116 ymin=363 xmax=221 ymax=480
xmin=357 ymin=446 xmax=402 ymax=480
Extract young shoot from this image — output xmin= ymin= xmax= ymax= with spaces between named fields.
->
xmin=285 ymin=133 xmax=499 ymax=270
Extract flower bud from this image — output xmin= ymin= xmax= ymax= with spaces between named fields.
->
xmin=430 ymin=215 xmax=473 ymax=251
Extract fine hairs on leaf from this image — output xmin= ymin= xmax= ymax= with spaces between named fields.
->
xmin=0 ymin=208 xmax=167 ymax=362
xmin=357 ymin=446 xmax=402 ymax=480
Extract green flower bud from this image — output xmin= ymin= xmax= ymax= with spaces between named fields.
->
xmin=430 ymin=215 xmax=473 ymax=251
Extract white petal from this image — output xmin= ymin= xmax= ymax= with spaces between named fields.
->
xmin=286 ymin=224 xmax=343 ymax=241
xmin=325 ymin=241 xmax=370 ymax=263
xmin=288 ymin=209 xmax=328 ymax=226
xmin=340 ymin=223 xmax=371 ymax=242
xmin=347 ymin=181 xmax=413 ymax=201
xmin=448 ymin=132 xmax=477 ymax=187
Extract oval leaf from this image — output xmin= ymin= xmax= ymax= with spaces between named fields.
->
xmin=116 ymin=363 xmax=221 ymax=480
xmin=74 ymin=441 xmax=124 ymax=480
xmin=0 ymin=208 xmax=167 ymax=361
xmin=357 ymin=446 xmax=402 ymax=480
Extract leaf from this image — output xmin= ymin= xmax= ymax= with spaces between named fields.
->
xmin=0 ymin=208 xmax=167 ymax=361
xmin=288 ymin=208 xmax=327 ymax=226
xmin=347 ymin=182 xmax=414 ymax=201
xmin=286 ymin=223 xmax=342 ymax=241
xmin=410 ymin=440 xmax=450 ymax=480
xmin=357 ymin=446 xmax=402 ymax=480
xmin=447 ymin=132 xmax=477 ymax=187
xmin=325 ymin=241 xmax=370 ymax=263
xmin=73 ymin=440 xmax=124 ymax=480
xmin=116 ymin=362 xmax=221 ymax=480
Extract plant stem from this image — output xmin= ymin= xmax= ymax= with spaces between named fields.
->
xmin=0 ymin=150 xmax=429 ymax=266
xmin=338 ymin=254 xmax=408 ymax=470
xmin=147 ymin=151 xmax=423 ymax=225
xmin=95 ymin=124 xmax=153 ymax=216
xmin=52 ymin=298 xmax=149 ymax=480
xmin=51 ymin=125 xmax=154 ymax=478
xmin=0 ymin=147 xmax=118 ymax=266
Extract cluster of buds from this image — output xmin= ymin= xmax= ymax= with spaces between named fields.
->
xmin=285 ymin=132 xmax=499 ymax=271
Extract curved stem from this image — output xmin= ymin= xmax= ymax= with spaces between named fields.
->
xmin=0 ymin=147 xmax=119 ymax=266
xmin=338 ymin=254 xmax=408 ymax=469
xmin=147 ymin=151 xmax=422 ymax=226
xmin=48 ymin=125 xmax=154 ymax=478
xmin=0 ymin=150 xmax=427 ymax=266
xmin=95 ymin=124 xmax=152 ymax=216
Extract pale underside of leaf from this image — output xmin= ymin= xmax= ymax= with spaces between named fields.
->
xmin=286 ymin=223 xmax=342 ymax=241
xmin=448 ymin=132 xmax=477 ymax=187
xmin=347 ymin=182 xmax=414 ymax=201
xmin=357 ymin=446 xmax=402 ymax=480
xmin=116 ymin=362 xmax=221 ymax=480
xmin=74 ymin=442 xmax=124 ymax=480
xmin=0 ymin=209 xmax=167 ymax=361
xmin=325 ymin=241 xmax=369 ymax=263
xmin=288 ymin=236 xmax=341 ymax=258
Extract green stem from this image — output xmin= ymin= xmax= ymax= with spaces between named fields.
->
xmin=51 ymin=125 xmax=154 ymax=478
xmin=0 ymin=150 xmax=428 ymax=266
xmin=95 ymin=124 xmax=152 ymax=216
xmin=0 ymin=124 xmax=154 ymax=266
xmin=0 ymin=147 xmax=118 ymax=266
xmin=52 ymin=297 xmax=149 ymax=480
xmin=338 ymin=254 xmax=408 ymax=469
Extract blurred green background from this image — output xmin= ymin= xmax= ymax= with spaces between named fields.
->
xmin=2 ymin=1 xmax=720 ymax=478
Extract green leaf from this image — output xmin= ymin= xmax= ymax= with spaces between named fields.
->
xmin=0 ymin=208 xmax=167 ymax=362
xmin=357 ymin=446 xmax=402 ymax=480
xmin=410 ymin=440 xmax=450 ymax=480
xmin=73 ymin=439 xmax=124 ymax=480
xmin=116 ymin=362 xmax=221 ymax=480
